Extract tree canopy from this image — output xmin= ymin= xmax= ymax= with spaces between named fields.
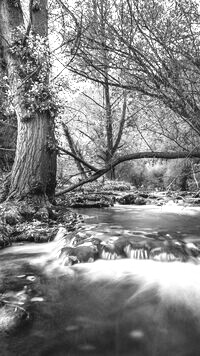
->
xmin=1 ymin=0 xmax=200 ymax=198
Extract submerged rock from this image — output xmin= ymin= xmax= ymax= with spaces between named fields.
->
xmin=134 ymin=196 xmax=146 ymax=205
xmin=68 ymin=194 xmax=114 ymax=208
xmin=0 ymin=287 xmax=30 ymax=334
xmin=59 ymin=243 xmax=100 ymax=265
xmin=0 ymin=305 xmax=28 ymax=333
xmin=55 ymin=229 xmax=200 ymax=265
xmin=117 ymin=194 xmax=136 ymax=204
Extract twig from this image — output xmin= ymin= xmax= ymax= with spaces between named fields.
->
xmin=0 ymin=147 xmax=15 ymax=151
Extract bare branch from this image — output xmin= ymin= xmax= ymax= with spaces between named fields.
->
xmin=113 ymin=91 xmax=127 ymax=152
xmin=0 ymin=147 xmax=15 ymax=151
xmin=57 ymin=145 xmax=99 ymax=172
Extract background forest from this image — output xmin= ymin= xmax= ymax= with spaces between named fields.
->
xmin=1 ymin=0 xmax=200 ymax=197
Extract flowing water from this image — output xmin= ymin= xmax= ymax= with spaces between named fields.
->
xmin=1 ymin=205 xmax=200 ymax=355
xmin=77 ymin=204 xmax=200 ymax=242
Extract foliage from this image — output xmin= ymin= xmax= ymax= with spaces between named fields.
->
xmin=2 ymin=0 xmax=200 ymax=194
xmin=10 ymin=28 xmax=58 ymax=118
xmin=102 ymin=179 xmax=132 ymax=191
xmin=115 ymin=158 xmax=200 ymax=191
xmin=116 ymin=160 xmax=165 ymax=189
xmin=163 ymin=160 xmax=192 ymax=191
xmin=79 ymin=179 xmax=132 ymax=192
xmin=51 ymin=0 xmax=200 ymax=190
xmin=58 ymin=0 xmax=200 ymax=134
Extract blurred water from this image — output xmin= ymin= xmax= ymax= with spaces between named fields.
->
xmin=0 ymin=205 xmax=200 ymax=355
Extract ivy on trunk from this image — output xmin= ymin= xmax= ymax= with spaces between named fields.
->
xmin=0 ymin=0 xmax=57 ymax=203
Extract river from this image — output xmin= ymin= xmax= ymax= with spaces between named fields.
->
xmin=77 ymin=204 xmax=200 ymax=241
xmin=0 ymin=204 xmax=200 ymax=355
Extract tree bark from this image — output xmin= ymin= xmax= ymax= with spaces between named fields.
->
xmin=99 ymin=0 xmax=115 ymax=180
xmin=62 ymin=123 xmax=87 ymax=179
xmin=0 ymin=0 xmax=57 ymax=203
xmin=9 ymin=112 xmax=56 ymax=200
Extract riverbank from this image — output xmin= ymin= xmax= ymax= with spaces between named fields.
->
xmin=63 ymin=189 xmax=200 ymax=208
xmin=1 ymin=179 xmax=200 ymax=261
xmin=57 ymin=180 xmax=200 ymax=208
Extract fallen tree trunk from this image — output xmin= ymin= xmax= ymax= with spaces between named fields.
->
xmin=56 ymin=150 xmax=200 ymax=195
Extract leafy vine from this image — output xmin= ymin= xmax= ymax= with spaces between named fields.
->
xmin=10 ymin=28 xmax=58 ymax=119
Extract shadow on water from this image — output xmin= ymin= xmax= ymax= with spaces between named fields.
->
xmin=1 ymin=205 xmax=200 ymax=355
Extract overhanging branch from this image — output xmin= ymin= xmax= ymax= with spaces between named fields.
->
xmin=56 ymin=150 xmax=200 ymax=195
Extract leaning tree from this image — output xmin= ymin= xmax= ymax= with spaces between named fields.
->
xmin=0 ymin=0 xmax=57 ymax=204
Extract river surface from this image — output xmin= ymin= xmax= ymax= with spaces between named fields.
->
xmin=0 ymin=205 xmax=200 ymax=356
xmin=77 ymin=204 xmax=200 ymax=242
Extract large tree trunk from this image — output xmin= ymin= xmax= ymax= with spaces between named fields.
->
xmin=0 ymin=0 xmax=57 ymax=203
xmin=9 ymin=112 xmax=56 ymax=201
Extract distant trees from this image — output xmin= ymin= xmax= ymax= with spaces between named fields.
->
xmin=112 ymin=0 xmax=200 ymax=136
xmin=53 ymin=0 xmax=200 ymax=189
xmin=59 ymin=0 xmax=200 ymax=135
xmin=57 ymin=0 xmax=131 ymax=179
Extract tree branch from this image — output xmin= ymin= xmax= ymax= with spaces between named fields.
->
xmin=62 ymin=123 xmax=87 ymax=177
xmin=0 ymin=147 xmax=15 ymax=151
xmin=113 ymin=91 xmax=127 ymax=152
xmin=57 ymin=146 xmax=99 ymax=172
xmin=55 ymin=168 xmax=107 ymax=196
xmin=55 ymin=150 xmax=200 ymax=195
